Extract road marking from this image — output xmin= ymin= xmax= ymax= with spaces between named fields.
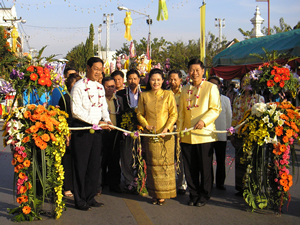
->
xmin=123 ymin=198 xmax=154 ymax=225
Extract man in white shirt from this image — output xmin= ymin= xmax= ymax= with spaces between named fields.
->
xmin=208 ymin=77 xmax=232 ymax=190
xmin=71 ymin=57 xmax=112 ymax=211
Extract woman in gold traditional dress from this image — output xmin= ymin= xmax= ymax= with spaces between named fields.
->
xmin=137 ymin=68 xmax=178 ymax=205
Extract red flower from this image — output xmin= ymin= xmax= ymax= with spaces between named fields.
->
xmin=279 ymin=81 xmax=285 ymax=88
xmin=267 ymin=80 xmax=275 ymax=87
xmin=38 ymin=78 xmax=47 ymax=86
xmin=271 ymin=70 xmax=276 ymax=75
xmin=36 ymin=66 xmax=43 ymax=75
xmin=30 ymin=73 xmax=38 ymax=81
xmin=45 ymin=78 xmax=52 ymax=87
xmin=27 ymin=66 xmax=35 ymax=72
xmin=273 ymin=75 xmax=281 ymax=83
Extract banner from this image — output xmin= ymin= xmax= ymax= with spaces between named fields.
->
xmin=146 ymin=33 xmax=150 ymax=60
xmin=200 ymin=3 xmax=206 ymax=65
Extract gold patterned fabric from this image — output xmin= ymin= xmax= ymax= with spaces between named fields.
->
xmin=137 ymin=89 xmax=178 ymax=199
xmin=177 ymin=81 xmax=222 ymax=144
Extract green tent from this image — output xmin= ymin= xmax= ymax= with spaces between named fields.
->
xmin=211 ymin=29 xmax=300 ymax=80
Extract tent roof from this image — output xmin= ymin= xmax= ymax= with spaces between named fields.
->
xmin=213 ymin=29 xmax=300 ymax=67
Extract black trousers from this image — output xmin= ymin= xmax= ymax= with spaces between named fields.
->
xmin=181 ymin=142 xmax=213 ymax=201
xmin=99 ymin=130 xmax=121 ymax=189
xmin=175 ymin=136 xmax=185 ymax=189
xmin=121 ymin=136 xmax=137 ymax=186
xmin=211 ymin=141 xmax=227 ymax=187
xmin=72 ymin=120 xmax=102 ymax=207
xmin=62 ymin=145 xmax=73 ymax=191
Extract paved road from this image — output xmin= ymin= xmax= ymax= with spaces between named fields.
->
xmin=0 ymin=125 xmax=299 ymax=225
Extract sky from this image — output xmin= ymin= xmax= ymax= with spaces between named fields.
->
xmin=2 ymin=0 xmax=300 ymax=58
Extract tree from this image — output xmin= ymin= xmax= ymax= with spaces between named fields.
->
xmin=65 ymin=23 xmax=95 ymax=72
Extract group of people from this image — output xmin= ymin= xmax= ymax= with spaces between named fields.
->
xmin=59 ymin=56 xmax=237 ymax=211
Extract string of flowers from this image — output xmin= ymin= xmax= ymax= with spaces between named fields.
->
xmin=237 ymin=101 xmax=300 ymax=212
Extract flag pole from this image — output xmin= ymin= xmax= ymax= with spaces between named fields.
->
xmin=268 ymin=0 xmax=270 ymax=35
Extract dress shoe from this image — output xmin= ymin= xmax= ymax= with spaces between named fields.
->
xmin=195 ymin=200 xmax=206 ymax=207
xmin=89 ymin=201 xmax=104 ymax=207
xmin=109 ymin=185 xmax=124 ymax=193
xmin=157 ymin=199 xmax=165 ymax=206
xmin=188 ymin=198 xmax=197 ymax=206
xmin=216 ymin=185 xmax=226 ymax=190
xmin=177 ymin=189 xmax=186 ymax=195
xmin=75 ymin=204 xmax=91 ymax=211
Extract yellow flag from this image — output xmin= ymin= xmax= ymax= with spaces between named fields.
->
xmin=200 ymin=4 xmax=206 ymax=64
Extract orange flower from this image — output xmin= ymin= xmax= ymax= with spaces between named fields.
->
xmin=17 ymin=155 xmax=24 ymax=163
xmin=267 ymin=80 xmax=275 ymax=87
xmin=35 ymin=122 xmax=43 ymax=129
xmin=280 ymin=172 xmax=288 ymax=180
xmin=282 ymin=136 xmax=289 ymax=143
xmin=46 ymin=78 xmax=52 ymax=87
xmin=30 ymin=73 xmax=38 ymax=81
xmin=22 ymin=195 xmax=28 ymax=203
xmin=280 ymin=114 xmax=289 ymax=120
xmin=274 ymin=75 xmax=281 ymax=83
xmin=13 ymin=153 xmax=19 ymax=158
xmin=46 ymin=121 xmax=54 ymax=132
xmin=288 ymin=180 xmax=293 ymax=187
xmin=22 ymin=136 xmax=30 ymax=143
xmin=23 ymin=111 xmax=31 ymax=119
xmin=11 ymin=158 xmax=17 ymax=165
xmin=50 ymin=133 xmax=57 ymax=141
xmin=27 ymin=105 xmax=36 ymax=110
xmin=31 ymin=114 xmax=41 ymax=121
xmin=14 ymin=167 xmax=19 ymax=173
xmin=22 ymin=206 xmax=31 ymax=214
xmin=279 ymin=81 xmax=285 ymax=88
xmin=27 ymin=66 xmax=35 ymax=72
xmin=19 ymin=186 xmax=27 ymax=194
xmin=36 ymin=66 xmax=43 ymax=75
xmin=17 ymin=197 xmax=23 ymax=204
xmin=290 ymin=122 xmax=299 ymax=132
xmin=28 ymin=125 xmax=39 ymax=133
xmin=41 ymin=133 xmax=50 ymax=142
xmin=275 ymin=126 xmax=283 ymax=136
xmin=279 ymin=179 xmax=287 ymax=186
xmin=23 ymin=160 xmax=31 ymax=168
xmin=285 ymin=129 xmax=294 ymax=138
xmin=27 ymin=182 xmax=32 ymax=190
xmin=47 ymin=111 xmax=57 ymax=116
xmin=283 ymin=185 xmax=290 ymax=192
xmin=39 ymin=141 xmax=47 ymax=150
xmin=287 ymin=174 xmax=293 ymax=181
xmin=19 ymin=172 xmax=26 ymax=179
xmin=279 ymin=144 xmax=287 ymax=152
xmin=17 ymin=164 xmax=24 ymax=170
xmin=38 ymin=78 xmax=47 ymax=86
xmin=284 ymin=121 xmax=291 ymax=126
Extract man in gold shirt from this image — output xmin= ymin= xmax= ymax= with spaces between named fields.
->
xmin=177 ymin=59 xmax=221 ymax=207
xmin=98 ymin=76 xmax=124 ymax=194
xmin=168 ymin=69 xmax=187 ymax=195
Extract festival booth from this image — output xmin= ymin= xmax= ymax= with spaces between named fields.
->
xmin=210 ymin=29 xmax=300 ymax=80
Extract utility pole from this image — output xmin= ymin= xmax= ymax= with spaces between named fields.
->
xmin=103 ymin=13 xmax=114 ymax=60
xmin=215 ymin=18 xmax=225 ymax=49
xmin=98 ymin=24 xmax=102 ymax=58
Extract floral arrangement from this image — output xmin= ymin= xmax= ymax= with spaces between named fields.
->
xmin=248 ymin=62 xmax=299 ymax=98
xmin=3 ymin=104 xmax=69 ymax=221
xmin=237 ymin=100 xmax=300 ymax=212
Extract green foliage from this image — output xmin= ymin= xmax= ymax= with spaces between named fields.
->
xmin=65 ymin=23 xmax=96 ymax=72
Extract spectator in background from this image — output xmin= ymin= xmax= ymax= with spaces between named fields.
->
xmin=64 ymin=67 xmax=77 ymax=79
xmin=208 ymin=77 xmax=232 ymax=191
xmin=111 ymin=70 xmax=125 ymax=91
xmin=167 ymin=69 xmax=187 ymax=195
xmin=98 ymin=76 xmax=124 ymax=194
xmin=58 ymin=73 xmax=82 ymax=197
xmin=226 ymin=83 xmax=237 ymax=108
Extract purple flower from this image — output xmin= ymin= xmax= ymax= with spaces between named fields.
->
xmin=123 ymin=132 xmax=129 ymax=136
xmin=134 ymin=131 xmax=139 ymax=138
xmin=10 ymin=69 xmax=24 ymax=80
xmin=92 ymin=124 xmax=102 ymax=130
xmin=0 ymin=81 xmax=15 ymax=94
xmin=226 ymin=127 xmax=236 ymax=135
